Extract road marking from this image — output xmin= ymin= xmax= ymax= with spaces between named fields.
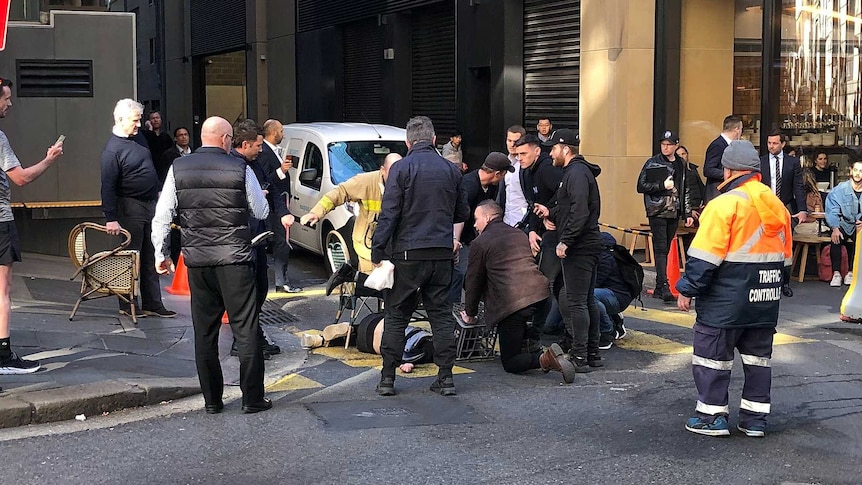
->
xmin=267 ymin=288 xmax=327 ymax=299
xmin=266 ymin=373 xmax=324 ymax=392
xmin=311 ymin=344 xmax=473 ymax=377
xmin=622 ymin=307 xmax=816 ymax=346
xmin=615 ymin=330 xmax=692 ymax=355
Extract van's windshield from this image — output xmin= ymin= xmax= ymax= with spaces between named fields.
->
xmin=328 ymin=141 xmax=409 ymax=184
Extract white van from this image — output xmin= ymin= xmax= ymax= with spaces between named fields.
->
xmin=279 ymin=122 xmax=408 ymax=259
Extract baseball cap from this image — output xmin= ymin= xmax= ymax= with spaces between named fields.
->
xmin=482 ymin=152 xmax=515 ymax=173
xmin=541 ymin=129 xmax=580 ymax=147
xmin=659 ymin=130 xmax=680 ymax=144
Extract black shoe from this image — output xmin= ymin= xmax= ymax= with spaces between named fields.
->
xmin=430 ymin=376 xmax=457 ymax=396
xmin=264 ymin=341 xmax=281 ymax=355
xmin=376 ymin=376 xmax=396 ymax=396
xmin=587 ymin=353 xmax=604 ymax=368
xmin=242 ymin=398 xmax=273 ymax=414
xmin=205 ymin=401 xmax=224 ymax=414
xmin=782 ymin=284 xmax=793 ymax=297
xmin=142 ymin=306 xmax=177 ymax=318
xmin=571 ymin=356 xmax=591 ymax=373
xmin=598 ymin=332 xmax=614 ymax=350
xmin=325 ymin=262 xmax=356 ymax=296
xmin=118 ymin=308 xmax=146 ymax=319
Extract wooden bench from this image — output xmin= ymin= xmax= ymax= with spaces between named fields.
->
xmin=791 ymin=234 xmax=831 ymax=282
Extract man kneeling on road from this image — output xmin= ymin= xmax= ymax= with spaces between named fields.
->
xmin=460 ymin=200 xmax=576 ymax=383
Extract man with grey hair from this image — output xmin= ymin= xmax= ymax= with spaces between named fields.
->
xmin=677 ymin=140 xmax=792 ymax=437
xmin=101 ymin=98 xmax=175 ymax=319
xmin=371 ymin=115 xmax=469 ymax=397
xmin=0 ymin=76 xmax=64 ymax=375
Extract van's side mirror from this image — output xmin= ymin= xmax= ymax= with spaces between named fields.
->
xmin=299 ymin=168 xmax=318 ymax=183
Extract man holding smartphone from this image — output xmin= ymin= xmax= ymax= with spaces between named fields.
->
xmin=0 ymin=76 xmax=64 ymax=374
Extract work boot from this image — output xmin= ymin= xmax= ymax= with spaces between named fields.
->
xmin=325 ymin=262 xmax=356 ymax=296
xmin=430 ymin=375 xmax=457 ymax=396
xmin=539 ymin=343 xmax=577 ymax=384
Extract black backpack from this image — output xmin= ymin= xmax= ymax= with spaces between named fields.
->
xmin=609 ymin=244 xmax=644 ymax=306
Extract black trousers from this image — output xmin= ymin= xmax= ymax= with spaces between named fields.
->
xmin=188 ymin=263 xmax=264 ymax=407
xmin=116 ymin=197 xmax=164 ymax=310
xmin=649 ymin=216 xmax=679 ymax=286
xmin=381 ymin=259 xmax=457 ymax=379
xmin=831 ymin=228 xmax=856 ymax=272
xmin=497 ymin=307 xmax=541 ymax=374
xmin=560 ymin=251 xmax=600 ymax=359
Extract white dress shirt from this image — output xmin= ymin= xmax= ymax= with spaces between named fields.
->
xmin=770 ymin=152 xmax=783 ymax=195
xmin=503 ymin=154 xmax=528 ymax=226
xmin=264 ymin=139 xmax=289 ymax=181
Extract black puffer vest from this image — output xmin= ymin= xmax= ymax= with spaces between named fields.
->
xmin=174 ymin=147 xmax=252 ymax=267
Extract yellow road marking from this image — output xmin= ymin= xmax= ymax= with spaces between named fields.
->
xmin=622 ymin=307 xmax=815 ymax=346
xmin=266 ymin=373 xmax=324 ymax=392
xmin=267 ymin=288 xmax=327 ymax=299
xmin=615 ymin=330 xmax=692 ymax=355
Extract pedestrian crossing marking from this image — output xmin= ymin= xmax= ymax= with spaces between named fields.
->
xmin=615 ymin=330 xmax=692 ymax=355
xmin=267 ymin=288 xmax=327 ymax=300
xmin=622 ymin=307 xmax=816 ymax=346
xmin=266 ymin=373 xmax=324 ymax=392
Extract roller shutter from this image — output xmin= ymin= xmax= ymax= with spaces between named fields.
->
xmin=298 ymin=0 xmax=441 ymax=33
xmin=524 ymin=0 xmax=580 ymax=131
xmin=190 ymin=0 xmax=246 ymax=56
xmin=343 ymin=19 xmax=384 ymax=123
xmin=411 ymin=2 xmax=456 ymax=138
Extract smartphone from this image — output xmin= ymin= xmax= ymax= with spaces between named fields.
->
xmin=55 ymin=135 xmax=66 ymax=146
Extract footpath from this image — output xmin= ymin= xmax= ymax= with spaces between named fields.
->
xmin=0 ymin=253 xmax=309 ymax=428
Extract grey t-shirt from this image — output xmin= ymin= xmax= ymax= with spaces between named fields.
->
xmin=0 ymin=130 xmax=22 ymax=222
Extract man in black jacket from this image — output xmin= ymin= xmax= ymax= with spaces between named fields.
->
xmin=760 ymin=131 xmax=807 ymax=297
xmin=703 ymin=115 xmax=742 ymax=202
xmin=636 ymin=130 xmax=693 ymax=302
xmin=449 ymin=152 xmax=510 ymax=303
xmin=151 ymin=116 xmax=272 ymax=414
xmin=535 ymin=129 xmax=603 ymax=371
xmin=371 ymin=116 xmax=470 ymax=397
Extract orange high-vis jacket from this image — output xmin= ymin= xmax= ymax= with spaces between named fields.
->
xmin=676 ymin=172 xmax=792 ymax=329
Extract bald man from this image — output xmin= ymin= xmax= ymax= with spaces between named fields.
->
xmin=302 ymin=152 xmax=401 ymax=292
xmin=259 ymin=119 xmax=299 ymax=292
xmin=152 ymin=116 xmax=273 ymax=415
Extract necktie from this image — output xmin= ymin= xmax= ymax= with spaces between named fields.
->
xmin=773 ymin=155 xmax=782 ymax=196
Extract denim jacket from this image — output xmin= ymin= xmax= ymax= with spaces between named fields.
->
xmin=825 ymin=180 xmax=862 ymax=235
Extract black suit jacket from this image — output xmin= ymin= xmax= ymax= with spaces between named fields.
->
xmin=703 ymin=135 xmax=729 ymax=202
xmin=759 ymin=153 xmax=806 ymax=214
xmin=258 ymin=143 xmax=292 ymax=199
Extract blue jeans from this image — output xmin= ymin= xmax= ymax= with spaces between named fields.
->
xmin=594 ymin=288 xmax=621 ymax=334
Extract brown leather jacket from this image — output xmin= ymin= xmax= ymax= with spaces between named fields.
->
xmin=464 ymin=219 xmax=550 ymax=327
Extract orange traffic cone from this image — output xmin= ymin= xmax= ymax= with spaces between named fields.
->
xmin=221 ymin=311 xmax=229 ymax=324
xmin=667 ymin=237 xmax=681 ymax=298
xmin=165 ymin=254 xmax=190 ymax=296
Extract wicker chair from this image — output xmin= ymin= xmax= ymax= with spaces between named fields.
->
xmin=68 ymin=222 xmax=140 ymax=323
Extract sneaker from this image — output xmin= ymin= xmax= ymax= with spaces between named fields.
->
xmin=300 ymin=333 xmax=324 ymax=349
xmin=613 ymin=313 xmax=627 ymax=340
xmin=685 ymin=415 xmax=730 ymax=436
xmin=737 ymin=423 xmax=766 ymax=437
xmin=587 ymin=353 xmax=604 ymax=368
xmin=376 ymin=376 xmax=396 ymax=396
xmin=598 ymin=332 xmax=614 ymax=350
xmin=845 ymin=271 xmax=854 ymax=286
xmin=539 ymin=343 xmax=577 ymax=384
xmin=831 ymin=271 xmax=843 ymax=287
xmin=571 ymin=355 xmax=591 ymax=373
xmin=118 ymin=308 xmax=146 ymax=318
xmin=142 ymin=307 xmax=177 ymax=318
xmin=276 ymin=285 xmax=304 ymax=293
xmin=429 ymin=375 xmax=457 ymax=396
xmin=0 ymin=352 xmax=41 ymax=375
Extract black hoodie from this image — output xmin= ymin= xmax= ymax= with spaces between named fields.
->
xmin=549 ymin=155 xmax=602 ymax=252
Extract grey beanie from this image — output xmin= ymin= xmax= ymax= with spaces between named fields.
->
xmin=721 ymin=140 xmax=761 ymax=172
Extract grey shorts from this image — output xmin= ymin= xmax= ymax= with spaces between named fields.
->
xmin=0 ymin=220 xmax=22 ymax=265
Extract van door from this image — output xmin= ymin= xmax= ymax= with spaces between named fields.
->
xmin=290 ymin=139 xmax=325 ymax=251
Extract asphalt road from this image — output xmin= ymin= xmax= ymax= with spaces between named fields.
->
xmin=2 ymin=250 xmax=862 ymax=485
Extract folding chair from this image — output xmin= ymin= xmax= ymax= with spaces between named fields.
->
xmin=68 ymin=222 xmax=141 ymax=323
xmin=325 ymin=230 xmax=383 ymax=348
